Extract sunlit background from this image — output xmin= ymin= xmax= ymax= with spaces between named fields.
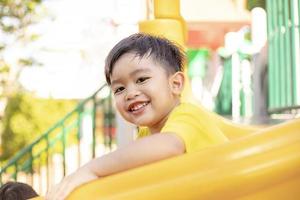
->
xmin=4 ymin=0 xmax=145 ymax=99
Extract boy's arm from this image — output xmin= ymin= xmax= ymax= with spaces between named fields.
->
xmin=46 ymin=133 xmax=185 ymax=200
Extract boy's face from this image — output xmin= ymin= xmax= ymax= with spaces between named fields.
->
xmin=110 ymin=53 xmax=184 ymax=133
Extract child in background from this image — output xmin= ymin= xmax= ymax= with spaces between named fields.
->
xmin=46 ymin=33 xmax=228 ymax=200
xmin=0 ymin=181 xmax=38 ymax=200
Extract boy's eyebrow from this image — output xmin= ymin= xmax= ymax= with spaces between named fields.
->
xmin=111 ymin=68 xmax=151 ymax=86
xmin=129 ymin=68 xmax=151 ymax=76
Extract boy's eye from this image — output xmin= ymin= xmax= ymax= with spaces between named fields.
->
xmin=114 ymin=87 xmax=125 ymax=94
xmin=136 ymin=77 xmax=150 ymax=84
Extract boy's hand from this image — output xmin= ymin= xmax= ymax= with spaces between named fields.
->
xmin=45 ymin=168 xmax=98 ymax=200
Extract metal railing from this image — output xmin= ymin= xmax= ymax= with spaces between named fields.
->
xmin=0 ymin=84 xmax=115 ymax=194
xmin=266 ymin=0 xmax=300 ymax=113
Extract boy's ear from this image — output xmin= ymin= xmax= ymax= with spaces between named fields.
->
xmin=169 ymin=72 xmax=185 ymax=95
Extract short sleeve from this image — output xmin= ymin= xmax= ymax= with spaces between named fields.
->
xmin=137 ymin=126 xmax=151 ymax=138
xmin=161 ymin=103 xmax=228 ymax=153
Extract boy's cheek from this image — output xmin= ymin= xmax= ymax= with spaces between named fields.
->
xmin=115 ymin=100 xmax=125 ymax=113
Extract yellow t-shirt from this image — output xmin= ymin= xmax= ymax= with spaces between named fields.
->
xmin=137 ymin=103 xmax=228 ymax=153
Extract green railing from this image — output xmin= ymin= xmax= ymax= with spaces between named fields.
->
xmin=0 ymin=84 xmax=115 ymax=192
xmin=266 ymin=0 xmax=300 ymax=113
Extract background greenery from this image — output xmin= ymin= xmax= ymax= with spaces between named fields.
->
xmin=246 ymin=0 xmax=266 ymax=10
xmin=0 ymin=92 xmax=77 ymax=161
xmin=1 ymin=0 xmax=46 ymax=163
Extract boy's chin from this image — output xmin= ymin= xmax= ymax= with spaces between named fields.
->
xmin=129 ymin=120 xmax=149 ymax=127
xmin=123 ymin=115 xmax=154 ymax=127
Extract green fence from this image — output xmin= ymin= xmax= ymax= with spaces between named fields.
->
xmin=266 ymin=0 xmax=300 ymax=113
xmin=0 ymin=84 xmax=115 ymax=192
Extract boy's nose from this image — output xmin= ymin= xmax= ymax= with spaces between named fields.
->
xmin=126 ymin=88 xmax=141 ymax=101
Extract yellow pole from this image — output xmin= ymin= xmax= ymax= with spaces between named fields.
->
xmin=138 ymin=0 xmax=195 ymax=104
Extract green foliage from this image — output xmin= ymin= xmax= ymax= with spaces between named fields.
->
xmin=0 ymin=0 xmax=42 ymax=33
xmin=246 ymin=0 xmax=266 ymax=10
xmin=18 ymin=57 xmax=42 ymax=67
xmin=0 ymin=92 xmax=77 ymax=161
xmin=0 ymin=0 xmax=43 ymax=53
xmin=0 ymin=61 xmax=9 ymax=73
xmin=0 ymin=0 xmax=44 ymax=110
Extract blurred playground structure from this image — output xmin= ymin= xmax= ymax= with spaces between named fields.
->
xmin=1 ymin=0 xmax=300 ymax=199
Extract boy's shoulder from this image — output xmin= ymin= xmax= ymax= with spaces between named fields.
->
xmin=136 ymin=103 xmax=206 ymax=138
xmin=170 ymin=102 xmax=203 ymax=116
xmin=167 ymin=102 xmax=214 ymax=126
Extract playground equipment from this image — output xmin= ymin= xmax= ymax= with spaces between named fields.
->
xmin=6 ymin=0 xmax=300 ymax=199
xmin=267 ymin=0 xmax=300 ymax=113
xmin=63 ymin=118 xmax=300 ymax=200
xmin=32 ymin=117 xmax=300 ymax=200
xmin=140 ymin=0 xmax=263 ymax=139
xmin=52 ymin=1 xmax=298 ymax=199
xmin=0 ymin=85 xmax=115 ymax=193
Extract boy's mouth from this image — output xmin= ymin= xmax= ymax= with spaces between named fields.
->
xmin=128 ymin=101 xmax=150 ymax=113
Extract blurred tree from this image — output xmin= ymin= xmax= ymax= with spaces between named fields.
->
xmin=246 ymin=0 xmax=266 ymax=10
xmin=0 ymin=92 xmax=77 ymax=161
xmin=0 ymin=0 xmax=42 ymax=32
xmin=0 ymin=0 xmax=44 ymax=156
xmin=0 ymin=0 xmax=43 ymax=98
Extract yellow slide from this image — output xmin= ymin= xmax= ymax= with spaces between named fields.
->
xmin=33 ymin=118 xmax=300 ymax=200
xmin=189 ymin=103 xmax=262 ymax=140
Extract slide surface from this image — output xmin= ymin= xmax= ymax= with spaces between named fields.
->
xmin=34 ymin=118 xmax=300 ymax=200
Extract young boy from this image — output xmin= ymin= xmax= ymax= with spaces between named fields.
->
xmin=0 ymin=181 xmax=38 ymax=200
xmin=46 ymin=33 xmax=228 ymax=199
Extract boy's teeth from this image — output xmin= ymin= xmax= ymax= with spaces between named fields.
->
xmin=131 ymin=102 xmax=147 ymax=111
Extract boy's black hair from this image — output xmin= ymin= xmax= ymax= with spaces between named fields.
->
xmin=105 ymin=33 xmax=185 ymax=85
xmin=0 ymin=182 xmax=38 ymax=200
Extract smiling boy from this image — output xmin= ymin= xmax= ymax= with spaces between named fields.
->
xmin=46 ymin=33 xmax=228 ymax=200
